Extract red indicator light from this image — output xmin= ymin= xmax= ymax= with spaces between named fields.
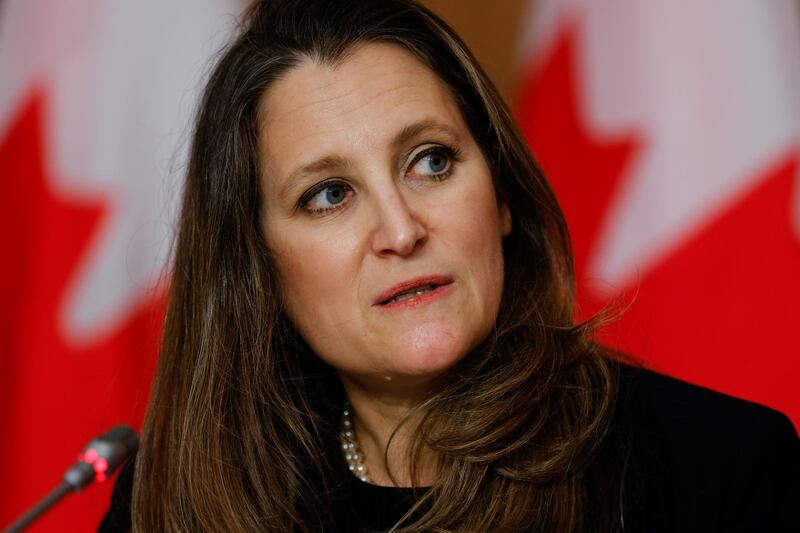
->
xmin=93 ymin=457 xmax=109 ymax=482
xmin=93 ymin=457 xmax=108 ymax=473
xmin=83 ymin=449 xmax=98 ymax=463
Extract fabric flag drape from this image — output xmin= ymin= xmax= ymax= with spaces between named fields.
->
xmin=0 ymin=2 xmax=243 ymax=530
xmin=516 ymin=0 xmax=800 ymax=428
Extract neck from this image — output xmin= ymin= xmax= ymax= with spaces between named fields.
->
xmin=338 ymin=372 xmax=438 ymax=487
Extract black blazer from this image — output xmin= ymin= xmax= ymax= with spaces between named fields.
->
xmin=98 ymin=363 xmax=800 ymax=532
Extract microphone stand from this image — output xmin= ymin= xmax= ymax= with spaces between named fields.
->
xmin=5 ymin=482 xmax=73 ymax=533
xmin=3 ymin=426 xmax=138 ymax=533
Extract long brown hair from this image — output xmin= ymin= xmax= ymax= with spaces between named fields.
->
xmin=133 ymin=1 xmax=626 ymax=531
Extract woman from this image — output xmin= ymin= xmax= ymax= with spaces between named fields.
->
xmin=100 ymin=1 xmax=800 ymax=531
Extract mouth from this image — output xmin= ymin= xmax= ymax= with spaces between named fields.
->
xmin=373 ymin=275 xmax=454 ymax=308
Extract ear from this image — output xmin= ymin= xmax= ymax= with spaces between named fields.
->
xmin=498 ymin=201 xmax=512 ymax=237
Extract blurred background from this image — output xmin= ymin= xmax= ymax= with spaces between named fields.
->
xmin=1 ymin=0 xmax=798 ymax=530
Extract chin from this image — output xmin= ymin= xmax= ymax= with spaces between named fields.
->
xmin=391 ymin=325 xmax=472 ymax=376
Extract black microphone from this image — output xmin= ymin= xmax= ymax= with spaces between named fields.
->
xmin=4 ymin=425 xmax=139 ymax=533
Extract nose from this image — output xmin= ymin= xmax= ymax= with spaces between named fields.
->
xmin=369 ymin=187 xmax=428 ymax=257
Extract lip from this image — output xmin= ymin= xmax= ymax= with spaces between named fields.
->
xmin=373 ymin=275 xmax=454 ymax=308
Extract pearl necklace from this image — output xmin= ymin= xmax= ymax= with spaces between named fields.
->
xmin=340 ymin=403 xmax=371 ymax=483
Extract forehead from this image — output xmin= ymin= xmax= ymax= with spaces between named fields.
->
xmin=258 ymin=42 xmax=468 ymax=183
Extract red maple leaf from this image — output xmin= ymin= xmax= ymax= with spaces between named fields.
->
xmin=515 ymin=25 xmax=800 ymax=428
xmin=0 ymin=92 xmax=165 ymax=531
xmin=515 ymin=23 xmax=641 ymax=291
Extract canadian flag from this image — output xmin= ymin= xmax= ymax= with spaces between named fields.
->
xmin=517 ymin=1 xmax=800 ymax=428
xmin=0 ymin=2 xmax=243 ymax=530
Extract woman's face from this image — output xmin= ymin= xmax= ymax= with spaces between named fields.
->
xmin=259 ymin=42 xmax=511 ymax=394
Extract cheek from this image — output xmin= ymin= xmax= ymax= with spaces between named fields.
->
xmin=270 ymin=230 xmax=361 ymax=325
xmin=466 ymin=195 xmax=506 ymax=312
xmin=430 ymin=175 xmax=506 ymax=336
xmin=468 ymin=223 xmax=505 ymax=315
xmin=442 ymin=179 xmax=505 ymax=277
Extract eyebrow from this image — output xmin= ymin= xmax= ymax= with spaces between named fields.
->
xmin=279 ymin=118 xmax=463 ymax=200
xmin=391 ymin=118 xmax=462 ymax=153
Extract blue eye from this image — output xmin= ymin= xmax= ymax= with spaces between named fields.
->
xmin=409 ymin=146 xmax=455 ymax=179
xmin=301 ymin=181 xmax=352 ymax=213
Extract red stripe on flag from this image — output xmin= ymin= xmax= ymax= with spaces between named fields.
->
xmin=516 ymin=23 xmax=800 ymax=429
xmin=0 ymin=92 xmax=164 ymax=531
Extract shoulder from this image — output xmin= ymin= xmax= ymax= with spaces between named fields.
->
xmin=611 ymin=361 xmax=800 ymax=531
xmin=616 ymin=361 xmax=795 ymax=436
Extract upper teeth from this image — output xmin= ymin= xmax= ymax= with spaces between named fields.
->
xmin=389 ymin=285 xmax=435 ymax=303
